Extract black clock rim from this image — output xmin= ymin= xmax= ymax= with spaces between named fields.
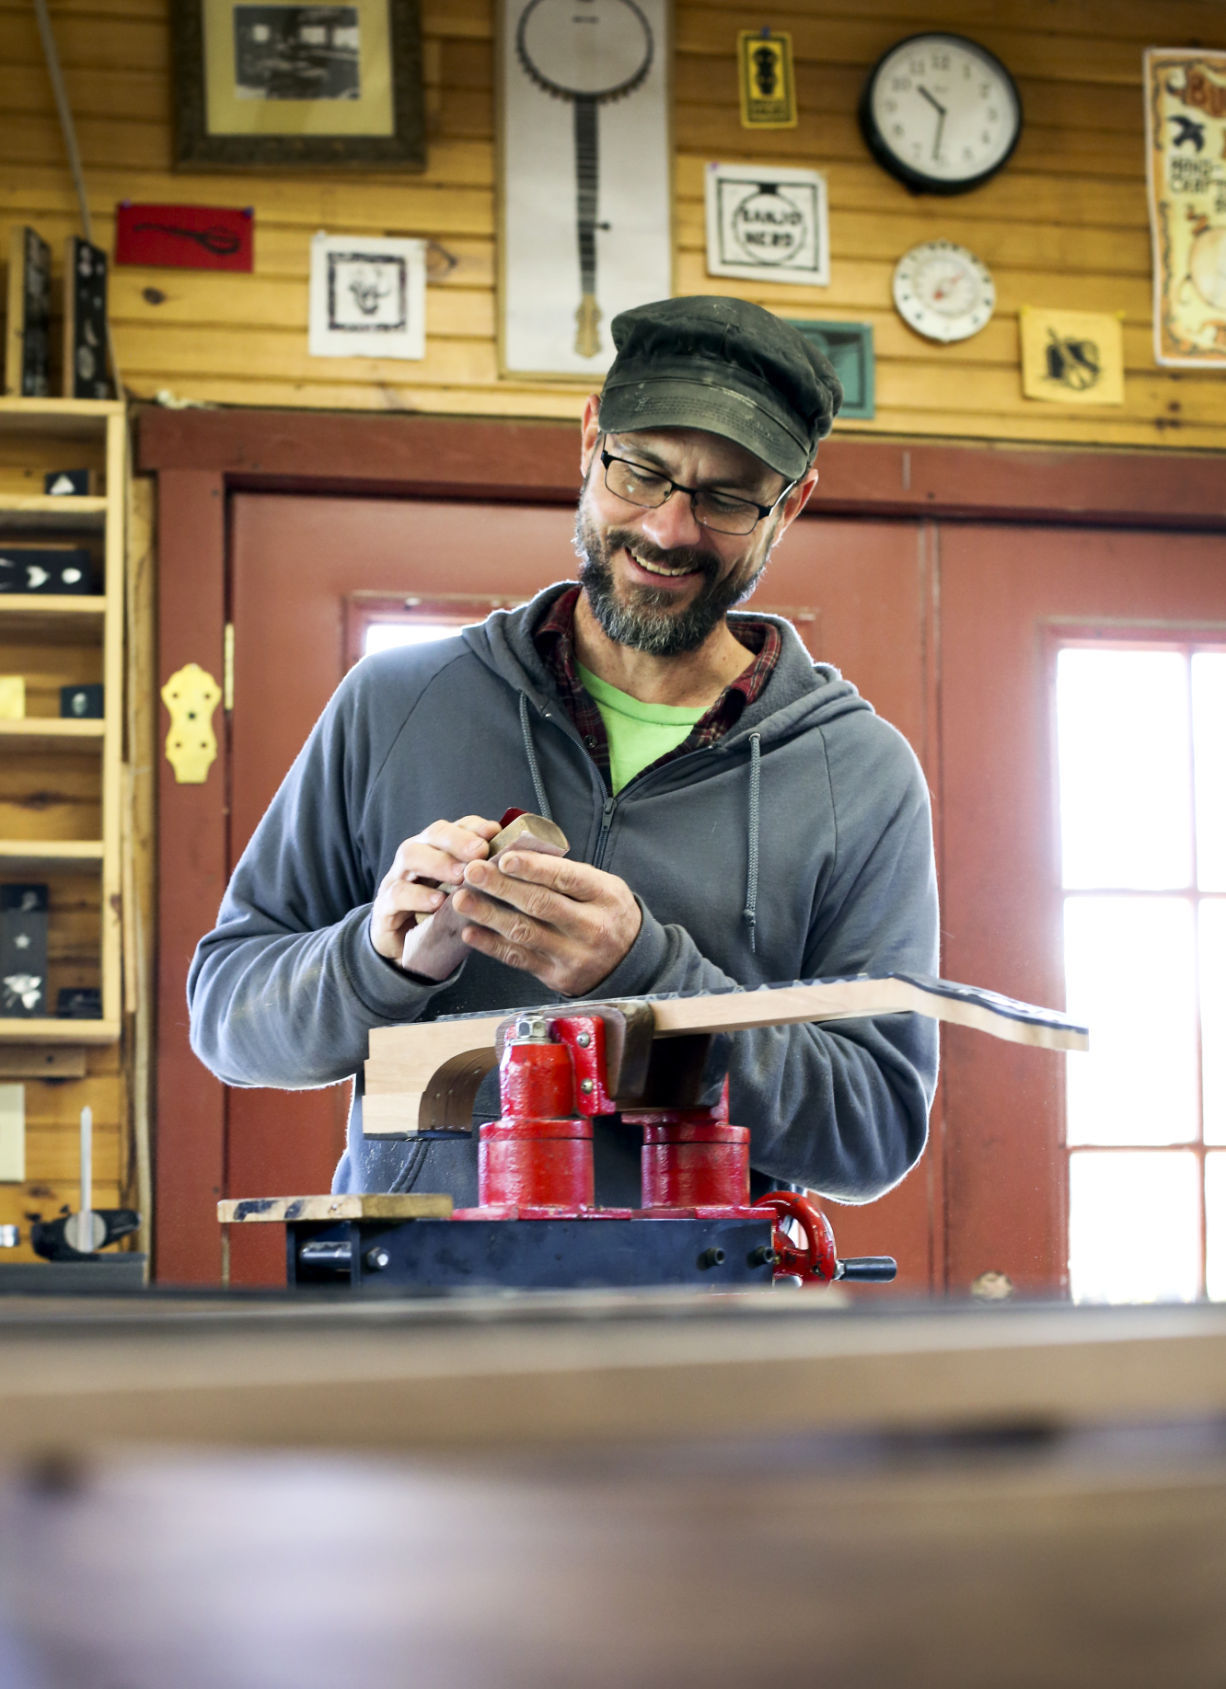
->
xmin=857 ymin=30 xmax=1023 ymax=198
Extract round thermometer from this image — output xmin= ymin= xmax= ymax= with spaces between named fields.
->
xmin=892 ymin=239 xmax=995 ymax=343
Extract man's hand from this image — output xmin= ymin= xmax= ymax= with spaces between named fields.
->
xmin=451 ymin=850 xmax=642 ymax=997
xmin=371 ymin=815 xmax=501 ymax=978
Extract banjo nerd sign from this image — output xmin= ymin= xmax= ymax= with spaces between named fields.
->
xmin=705 ymin=163 xmax=830 ymax=287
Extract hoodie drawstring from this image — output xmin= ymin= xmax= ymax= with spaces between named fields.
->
xmin=518 ymin=690 xmax=553 ymax=820
xmin=744 ymin=731 xmax=761 ymax=953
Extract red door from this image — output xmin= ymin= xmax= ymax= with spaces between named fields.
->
xmin=939 ymin=521 xmax=1226 ymax=1297
xmin=222 ymin=493 xmax=937 ymax=1286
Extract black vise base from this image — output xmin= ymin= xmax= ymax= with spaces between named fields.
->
xmin=287 ymin=1216 xmax=777 ymax=1294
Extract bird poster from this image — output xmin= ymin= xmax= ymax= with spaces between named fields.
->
xmin=1019 ymin=307 xmax=1124 ymax=406
xmin=1144 ymin=47 xmax=1226 ymax=368
xmin=499 ymin=0 xmax=671 ymax=379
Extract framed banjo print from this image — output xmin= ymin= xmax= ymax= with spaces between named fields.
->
xmin=498 ymin=0 xmax=672 ymax=379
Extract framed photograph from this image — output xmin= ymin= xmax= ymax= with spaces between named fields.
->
xmin=308 ymin=233 xmax=426 ymax=358
xmin=705 ymin=163 xmax=829 ymax=287
xmin=498 ymin=0 xmax=672 ymax=380
xmin=171 ymin=0 xmax=425 ymax=170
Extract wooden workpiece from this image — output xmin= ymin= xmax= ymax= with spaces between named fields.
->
xmin=363 ymin=974 xmax=1089 ymax=1138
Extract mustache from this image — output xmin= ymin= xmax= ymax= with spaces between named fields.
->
xmin=604 ymin=528 xmax=723 ymax=577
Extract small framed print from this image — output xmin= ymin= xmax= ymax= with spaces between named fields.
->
xmin=171 ymin=0 xmax=425 ymax=170
xmin=790 ymin=320 xmax=875 ymax=419
xmin=308 ymin=233 xmax=426 ymax=358
xmin=705 ymin=162 xmax=829 ymax=287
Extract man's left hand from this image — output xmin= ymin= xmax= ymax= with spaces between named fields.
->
xmin=451 ymin=851 xmax=642 ymax=997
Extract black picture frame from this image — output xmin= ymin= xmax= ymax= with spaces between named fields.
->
xmin=171 ymin=0 xmax=426 ymax=170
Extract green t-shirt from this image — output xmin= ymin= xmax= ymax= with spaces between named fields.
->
xmin=577 ymin=663 xmax=706 ymax=794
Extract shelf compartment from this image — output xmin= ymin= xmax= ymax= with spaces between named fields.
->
xmin=0 ymin=720 xmax=106 ymax=753
xmin=0 ymin=596 xmax=106 ymax=642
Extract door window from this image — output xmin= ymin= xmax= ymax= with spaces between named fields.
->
xmin=1056 ymin=641 xmax=1226 ymax=1302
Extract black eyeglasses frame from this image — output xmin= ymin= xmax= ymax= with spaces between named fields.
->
xmin=597 ymin=446 xmax=797 ymax=536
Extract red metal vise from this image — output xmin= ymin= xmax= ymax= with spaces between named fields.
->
xmin=460 ymin=1008 xmax=896 ymax=1289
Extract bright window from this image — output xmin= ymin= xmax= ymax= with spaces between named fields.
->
xmin=1057 ymin=643 xmax=1226 ymax=1303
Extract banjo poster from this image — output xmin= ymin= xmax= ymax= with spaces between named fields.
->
xmin=1145 ymin=48 xmax=1226 ymax=367
xmin=499 ymin=0 xmax=671 ymax=379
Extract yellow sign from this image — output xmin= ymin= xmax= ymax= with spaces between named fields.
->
xmin=1020 ymin=307 xmax=1124 ymax=406
xmin=0 ymin=676 xmax=25 ymax=720
xmin=1145 ymin=48 xmax=1226 ymax=367
xmin=737 ymin=30 xmax=797 ymax=129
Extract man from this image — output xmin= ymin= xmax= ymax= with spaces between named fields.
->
xmin=188 ymin=295 xmax=939 ymax=1207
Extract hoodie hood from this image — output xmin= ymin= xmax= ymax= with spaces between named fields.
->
xmin=463 ymin=581 xmax=873 ymax=753
xmin=464 ymin=582 xmax=875 ymax=952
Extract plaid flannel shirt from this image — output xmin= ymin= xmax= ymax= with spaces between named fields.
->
xmin=533 ymin=585 xmax=781 ymax=786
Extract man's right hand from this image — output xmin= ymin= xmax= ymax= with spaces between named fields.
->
xmin=370 ymin=815 xmax=502 ymax=978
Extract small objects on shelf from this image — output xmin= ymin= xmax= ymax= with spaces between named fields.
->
xmin=0 ymin=676 xmax=25 ymax=720
xmin=60 ymin=683 xmax=104 ymax=719
xmin=57 ymin=987 xmax=102 ymax=1019
xmin=0 ymin=884 xmax=49 ymax=1018
xmin=4 ymin=226 xmax=52 ymax=397
xmin=63 ymin=237 xmax=115 ymax=401
xmin=0 ymin=546 xmax=96 ymax=594
xmin=44 ymin=469 xmax=95 ymax=497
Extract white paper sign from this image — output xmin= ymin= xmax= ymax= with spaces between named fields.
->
xmin=308 ymin=233 xmax=426 ymax=360
xmin=704 ymin=162 xmax=829 ymax=286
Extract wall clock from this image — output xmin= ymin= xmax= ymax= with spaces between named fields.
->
xmin=859 ymin=33 xmax=1022 ymax=195
xmin=893 ymin=240 xmax=995 ymax=343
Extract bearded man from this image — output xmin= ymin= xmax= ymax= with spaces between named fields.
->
xmin=188 ymin=296 xmax=939 ymax=1206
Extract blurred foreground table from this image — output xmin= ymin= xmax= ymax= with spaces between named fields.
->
xmin=1 ymin=1292 xmax=1224 ymax=1688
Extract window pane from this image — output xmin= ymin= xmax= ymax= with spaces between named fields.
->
xmin=1202 ymin=898 xmax=1226 ymax=1146
xmin=1064 ymin=896 xmax=1198 ymax=1145
xmin=1057 ymin=647 xmax=1192 ymax=889
xmin=1070 ymin=1150 xmax=1200 ymax=1304
xmin=364 ymin=621 xmax=460 ymax=656
xmin=1192 ymin=651 xmax=1226 ymax=892
xmin=1207 ymin=1153 xmax=1226 ymax=1302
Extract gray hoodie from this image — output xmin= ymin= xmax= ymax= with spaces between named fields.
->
xmin=187 ymin=584 xmax=939 ymax=1207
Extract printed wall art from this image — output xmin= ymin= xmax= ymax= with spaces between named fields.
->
xmin=499 ymin=0 xmax=671 ymax=379
xmin=1145 ymin=47 xmax=1226 ymax=367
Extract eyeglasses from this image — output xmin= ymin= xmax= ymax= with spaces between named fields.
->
xmin=599 ymin=448 xmax=795 ymax=537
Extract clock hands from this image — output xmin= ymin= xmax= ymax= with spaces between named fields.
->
xmin=917 ymin=83 xmax=947 ymax=161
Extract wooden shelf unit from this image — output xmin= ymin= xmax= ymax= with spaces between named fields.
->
xmin=0 ymin=397 xmax=126 ymax=1043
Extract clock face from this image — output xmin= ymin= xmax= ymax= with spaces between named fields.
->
xmin=861 ymin=33 xmax=1022 ymax=194
xmin=893 ymin=240 xmax=995 ymax=343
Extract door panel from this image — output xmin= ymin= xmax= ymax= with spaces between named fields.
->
xmin=939 ymin=522 xmax=1226 ymax=1296
xmin=224 ymin=495 xmax=937 ymax=1286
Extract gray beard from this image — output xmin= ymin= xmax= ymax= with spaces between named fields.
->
xmin=571 ymin=510 xmax=767 ymax=658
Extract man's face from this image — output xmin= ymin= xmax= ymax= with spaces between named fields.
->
xmin=572 ymin=423 xmax=805 ymax=658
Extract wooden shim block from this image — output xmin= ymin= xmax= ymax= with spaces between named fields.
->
xmin=0 ymin=1045 xmax=87 ymax=1080
xmin=402 ymin=811 xmax=568 ymax=970
xmin=363 ymin=974 xmax=1088 ymax=1138
xmin=217 ymin=1193 xmax=454 ymax=1224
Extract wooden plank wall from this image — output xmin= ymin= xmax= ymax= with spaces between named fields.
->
xmin=1 ymin=0 xmax=1226 ymax=447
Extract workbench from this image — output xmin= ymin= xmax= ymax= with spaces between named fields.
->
xmin=1 ymin=1292 xmax=1223 ymax=1688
